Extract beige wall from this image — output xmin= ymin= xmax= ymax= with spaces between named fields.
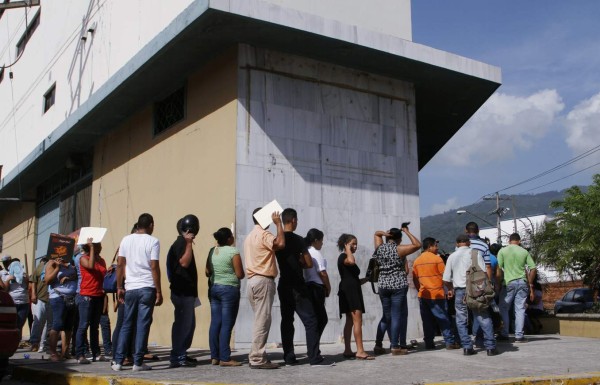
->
xmin=0 ymin=203 xmax=36 ymax=273
xmin=89 ymin=49 xmax=238 ymax=347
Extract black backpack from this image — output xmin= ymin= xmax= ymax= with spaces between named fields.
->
xmin=365 ymin=256 xmax=380 ymax=294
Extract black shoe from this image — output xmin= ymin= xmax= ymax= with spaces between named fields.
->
xmin=487 ymin=349 xmax=498 ymax=356
xmin=463 ymin=348 xmax=477 ymax=356
xmin=496 ymin=335 xmax=510 ymax=342
xmin=169 ymin=361 xmax=197 ymax=368
xmin=514 ymin=337 xmax=528 ymax=343
xmin=425 ymin=344 xmax=436 ymax=350
xmin=310 ymin=358 xmax=336 ymax=367
xmin=185 ymin=355 xmax=198 ymax=363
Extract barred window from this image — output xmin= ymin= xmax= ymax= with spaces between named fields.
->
xmin=153 ymin=86 xmax=186 ymax=135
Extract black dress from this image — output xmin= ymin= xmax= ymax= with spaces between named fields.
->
xmin=337 ymin=253 xmax=365 ymax=317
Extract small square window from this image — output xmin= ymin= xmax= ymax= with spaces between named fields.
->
xmin=43 ymin=83 xmax=56 ymax=113
xmin=153 ymin=86 xmax=186 ymax=135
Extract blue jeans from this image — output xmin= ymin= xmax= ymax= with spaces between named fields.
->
xmin=76 ymin=295 xmax=104 ymax=358
xmin=170 ymin=294 xmax=197 ymax=363
xmin=500 ymin=280 xmax=529 ymax=338
xmin=419 ymin=298 xmax=455 ymax=346
xmin=455 ymin=289 xmax=495 ymax=349
xmin=15 ymin=303 xmax=30 ymax=341
xmin=376 ymin=287 xmax=408 ymax=348
xmin=112 ymin=302 xmax=134 ymax=359
xmin=114 ymin=288 xmax=156 ymax=366
xmin=208 ymin=285 xmax=240 ymax=362
xmin=49 ymin=296 xmax=77 ymax=332
xmin=100 ymin=313 xmax=112 ymax=356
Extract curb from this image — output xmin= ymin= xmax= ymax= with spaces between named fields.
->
xmin=11 ymin=364 xmax=246 ymax=385
xmin=427 ymin=372 xmax=600 ymax=385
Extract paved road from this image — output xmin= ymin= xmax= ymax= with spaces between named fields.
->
xmin=8 ymin=335 xmax=600 ymax=385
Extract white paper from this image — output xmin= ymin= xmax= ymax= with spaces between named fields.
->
xmin=77 ymin=227 xmax=108 ymax=244
xmin=253 ymin=200 xmax=283 ymax=229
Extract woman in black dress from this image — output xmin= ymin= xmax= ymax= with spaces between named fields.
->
xmin=337 ymin=234 xmax=373 ymax=360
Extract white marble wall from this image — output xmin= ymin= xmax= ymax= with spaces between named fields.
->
xmin=235 ymin=45 xmax=422 ymax=346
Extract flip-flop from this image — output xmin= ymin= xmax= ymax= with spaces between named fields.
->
xmin=355 ymin=354 xmax=375 ymax=360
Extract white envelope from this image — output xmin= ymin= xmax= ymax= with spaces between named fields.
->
xmin=253 ymin=200 xmax=283 ymax=229
xmin=77 ymin=227 xmax=108 ymax=244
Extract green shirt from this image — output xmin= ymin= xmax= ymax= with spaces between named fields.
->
xmin=497 ymin=244 xmax=536 ymax=285
xmin=209 ymin=246 xmax=240 ymax=287
xmin=31 ymin=260 xmax=49 ymax=302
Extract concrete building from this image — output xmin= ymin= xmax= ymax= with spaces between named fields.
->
xmin=0 ymin=0 xmax=501 ymax=348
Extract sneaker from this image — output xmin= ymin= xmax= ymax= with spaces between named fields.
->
xmin=446 ymin=343 xmax=461 ymax=350
xmin=373 ymin=346 xmax=386 ymax=355
xmin=211 ymin=358 xmax=220 ymax=365
xmin=133 ymin=364 xmax=152 ymax=371
xmin=77 ymin=357 xmax=91 ymax=364
xmin=284 ymin=358 xmax=299 ymax=366
xmin=310 ymin=358 xmax=336 ymax=367
xmin=219 ymin=359 xmax=243 ymax=367
xmin=111 ymin=363 xmax=122 ymax=371
xmin=391 ymin=348 xmax=408 ymax=356
xmin=30 ymin=344 xmax=39 ymax=352
xmin=94 ymin=355 xmax=109 ymax=362
xmin=185 ymin=356 xmax=198 ymax=363
xmin=514 ymin=337 xmax=528 ymax=343
xmin=169 ymin=361 xmax=196 ymax=368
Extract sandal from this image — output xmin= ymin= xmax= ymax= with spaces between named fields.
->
xmin=355 ymin=354 xmax=375 ymax=360
xmin=49 ymin=354 xmax=64 ymax=362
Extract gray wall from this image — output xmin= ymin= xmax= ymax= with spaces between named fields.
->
xmin=235 ymin=45 xmax=423 ymax=346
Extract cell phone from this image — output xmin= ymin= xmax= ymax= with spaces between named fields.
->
xmin=401 ymin=222 xmax=410 ymax=228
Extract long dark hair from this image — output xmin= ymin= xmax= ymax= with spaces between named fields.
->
xmin=304 ymin=228 xmax=324 ymax=246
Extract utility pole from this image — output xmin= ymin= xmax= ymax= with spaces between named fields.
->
xmin=483 ymin=192 xmax=511 ymax=245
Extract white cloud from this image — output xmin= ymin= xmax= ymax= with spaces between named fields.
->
xmin=430 ymin=197 xmax=459 ymax=215
xmin=433 ymin=90 xmax=564 ymax=167
xmin=565 ymin=92 xmax=600 ymax=165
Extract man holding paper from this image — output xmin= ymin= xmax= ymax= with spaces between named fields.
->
xmin=244 ymin=207 xmax=285 ymax=369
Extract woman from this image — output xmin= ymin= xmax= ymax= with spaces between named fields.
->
xmin=45 ymin=255 xmax=78 ymax=362
xmin=373 ymin=225 xmax=420 ymax=355
xmin=337 ymin=234 xmax=372 ymax=360
xmin=206 ymin=227 xmax=245 ymax=367
xmin=304 ymin=228 xmax=331 ymax=339
xmin=0 ymin=256 xmax=29 ymax=344
xmin=75 ymin=238 xmax=107 ymax=364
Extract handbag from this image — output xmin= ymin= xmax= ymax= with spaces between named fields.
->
xmin=103 ymin=249 xmax=118 ymax=293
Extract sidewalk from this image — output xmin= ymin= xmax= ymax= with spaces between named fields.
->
xmin=7 ymin=334 xmax=600 ymax=385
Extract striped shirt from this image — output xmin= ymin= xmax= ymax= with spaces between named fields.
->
xmin=468 ymin=235 xmax=490 ymax=267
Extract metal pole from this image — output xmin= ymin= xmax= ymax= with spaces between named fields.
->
xmin=496 ymin=192 xmax=502 ymax=245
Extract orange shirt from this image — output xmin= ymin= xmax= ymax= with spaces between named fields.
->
xmin=244 ymin=225 xmax=278 ymax=279
xmin=412 ymin=251 xmax=446 ymax=299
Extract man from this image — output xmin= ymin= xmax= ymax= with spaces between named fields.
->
xmin=465 ymin=222 xmax=494 ymax=346
xmin=29 ymin=255 xmax=53 ymax=353
xmin=276 ymin=208 xmax=332 ymax=366
xmin=497 ymin=233 xmax=536 ymax=343
xmin=112 ymin=213 xmax=162 ymax=372
xmin=443 ymin=235 xmax=497 ymax=356
xmin=412 ymin=238 xmax=459 ymax=350
xmin=1 ymin=256 xmax=30 ymax=344
xmin=244 ymin=208 xmax=285 ymax=369
xmin=167 ymin=214 xmax=200 ymax=368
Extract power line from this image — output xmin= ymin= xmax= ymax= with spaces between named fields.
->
xmin=494 ymin=144 xmax=600 ymax=193
xmin=518 ymin=160 xmax=600 ymax=194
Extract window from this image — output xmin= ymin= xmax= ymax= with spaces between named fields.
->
xmin=16 ymin=9 xmax=40 ymax=57
xmin=153 ymin=86 xmax=186 ymax=135
xmin=43 ymin=83 xmax=56 ymax=113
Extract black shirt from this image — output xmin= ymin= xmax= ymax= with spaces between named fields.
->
xmin=275 ymin=232 xmax=308 ymax=288
xmin=166 ymin=236 xmax=198 ymax=297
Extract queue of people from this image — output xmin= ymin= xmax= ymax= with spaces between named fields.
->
xmin=0 ymin=208 xmax=539 ymax=370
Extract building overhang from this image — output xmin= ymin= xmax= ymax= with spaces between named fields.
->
xmin=0 ymin=0 xmax=500 ymax=205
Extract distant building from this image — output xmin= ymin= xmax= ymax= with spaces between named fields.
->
xmin=0 ymin=1 xmax=500 ymax=347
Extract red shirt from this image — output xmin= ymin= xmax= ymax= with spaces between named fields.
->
xmin=79 ymin=255 xmax=107 ymax=297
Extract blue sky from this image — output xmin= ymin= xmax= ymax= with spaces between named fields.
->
xmin=413 ymin=1 xmax=600 ymax=217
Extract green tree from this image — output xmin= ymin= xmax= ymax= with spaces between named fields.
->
xmin=530 ymin=174 xmax=600 ymax=288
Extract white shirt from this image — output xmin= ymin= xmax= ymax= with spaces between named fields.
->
xmin=1 ymin=268 xmax=29 ymax=304
xmin=303 ymin=246 xmax=327 ymax=285
xmin=443 ymin=246 xmax=485 ymax=288
xmin=119 ymin=233 xmax=160 ymax=291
